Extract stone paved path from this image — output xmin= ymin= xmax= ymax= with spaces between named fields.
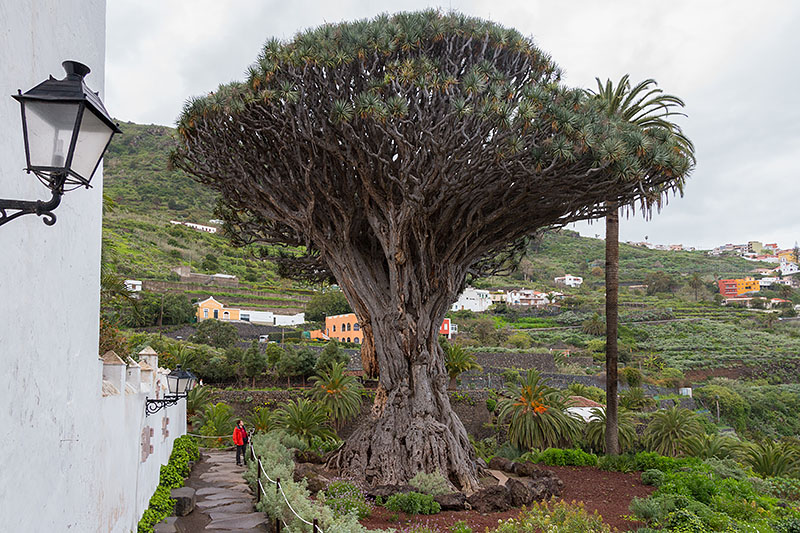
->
xmin=176 ymin=449 xmax=270 ymax=532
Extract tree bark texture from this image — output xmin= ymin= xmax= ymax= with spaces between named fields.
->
xmin=604 ymin=203 xmax=620 ymax=455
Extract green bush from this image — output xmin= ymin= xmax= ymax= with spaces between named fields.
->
xmin=409 ymin=471 xmax=451 ymax=496
xmin=137 ymin=508 xmax=163 ymax=533
xmin=147 ymin=485 xmax=175 ymax=515
xmin=169 ymin=448 xmax=190 ymax=477
xmin=536 ymin=447 xmax=598 ymax=467
xmin=766 ymin=477 xmax=800 ymax=501
xmin=494 ymin=500 xmax=613 ymax=532
xmin=641 ymin=469 xmax=665 ymax=487
xmin=774 ymin=517 xmax=800 ymax=533
xmin=172 ymin=435 xmax=200 ymax=462
xmin=449 ymin=520 xmax=473 ymax=533
xmin=321 ymin=480 xmax=372 ymax=519
xmin=485 ymin=397 xmax=497 ymax=413
xmin=666 ymin=508 xmax=707 ymax=533
xmin=384 ymin=491 xmax=441 ymax=515
xmin=597 ymin=454 xmax=635 ymax=472
xmin=159 ymin=463 xmax=183 ymax=489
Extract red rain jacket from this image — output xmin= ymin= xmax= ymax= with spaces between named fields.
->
xmin=233 ymin=426 xmax=247 ymax=446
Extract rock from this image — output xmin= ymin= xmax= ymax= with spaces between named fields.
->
xmin=170 ymin=487 xmax=196 ymax=516
xmin=476 ymin=457 xmax=488 ymax=469
xmin=510 ymin=461 xmax=546 ymax=477
xmin=488 ymin=456 xmax=513 ymax=473
xmin=467 ymin=485 xmax=512 ymax=513
xmin=367 ymin=484 xmax=415 ymax=500
xmin=294 ymin=449 xmax=324 ymax=464
xmin=506 ymin=478 xmax=535 ymax=507
xmin=434 ymin=492 xmax=467 ymax=511
xmin=292 ymin=463 xmax=329 ymax=494
xmin=153 ymin=517 xmax=178 ymax=533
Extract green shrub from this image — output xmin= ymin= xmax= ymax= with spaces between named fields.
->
xmin=169 ymin=448 xmax=190 ymax=477
xmin=536 ymin=447 xmax=598 ymax=467
xmin=629 ymin=496 xmax=666 ymax=525
xmin=384 ymin=491 xmax=441 ymax=515
xmin=485 ymin=397 xmax=497 ymax=413
xmin=321 ymin=480 xmax=372 ymax=519
xmin=137 ymin=508 xmax=163 ymax=533
xmin=409 ymin=471 xmax=451 ymax=496
xmin=641 ymin=469 xmax=665 ymax=487
xmin=172 ymin=435 xmax=200 ymax=462
xmin=159 ymin=463 xmax=183 ymax=489
xmin=774 ymin=517 xmax=800 ymax=533
xmin=597 ymin=454 xmax=635 ymax=473
xmin=517 ymin=451 xmax=540 ymax=463
xmin=494 ymin=500 xmax=613 ymax=532
xmin=449 ymin=520 xmax=473 ymax=533
xmin=666 ymin=508 xmax=707 ymax=533
xmin=148 ymin=485 xmax=175 ymax=515
xmin=766 ymin=476 xmax=800 ymax=501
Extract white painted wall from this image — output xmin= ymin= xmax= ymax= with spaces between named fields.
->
xmin=0 ymin=3 xmax=185 ymax=531
xmin=243 ymin=308 xmax=306 ymax=325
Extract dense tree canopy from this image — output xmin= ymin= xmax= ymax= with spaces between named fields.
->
xmin=173 ymin=11 xmax=693 ymax=489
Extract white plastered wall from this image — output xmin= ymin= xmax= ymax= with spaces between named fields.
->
xmin=0 ymin=2 xmax=185 ymax=531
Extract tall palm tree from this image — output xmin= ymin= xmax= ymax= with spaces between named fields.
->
xmin=588 ymin=75 xmax=695 ymax=455
xmin=585 ymin=407 xmax=637 ymax=453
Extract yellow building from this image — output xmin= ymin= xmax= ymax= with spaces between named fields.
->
xmin=735 ymin=277 xmax=760 ymax=295
xmin=778 ymin=250 xmax=797 ymax=263
xmin=195 ymin=296 xmax=240 ymax=322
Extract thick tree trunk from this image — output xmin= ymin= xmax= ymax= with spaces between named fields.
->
xmin=605 ymin=203 xmax=620 ymax=455
xmin=359 ymin=323 xmax=379 ymax=379
xmin=327 ymin=259 xmax=478 ymax=491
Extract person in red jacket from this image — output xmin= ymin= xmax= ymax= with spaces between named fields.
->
xmin=233 ymin=420 xmax=248 ymax=466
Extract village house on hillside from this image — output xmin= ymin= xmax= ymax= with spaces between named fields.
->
xmin=451 ymin=286 xmax=492 ymax=312
xmin=320 ymin=313 xmax=456 ymax=343
xmin=171 ymin=266 xmax=238 ymax=287
xmin=554 ymin=274 xmax=583 ymax=288
xmin=195 ymin=296 xmax=304 ymax=326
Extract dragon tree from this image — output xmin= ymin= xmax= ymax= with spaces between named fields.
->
xmin=174 ymin=11 xmax=693 ymax=490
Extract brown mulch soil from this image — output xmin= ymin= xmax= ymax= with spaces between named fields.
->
xmin=359 ymin=465 xmax=654 ymax=532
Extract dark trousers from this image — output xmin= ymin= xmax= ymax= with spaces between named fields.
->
xmin=236 ymin=444 xmax=246 ymax=465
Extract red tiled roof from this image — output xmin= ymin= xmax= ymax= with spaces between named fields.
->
xmin=569 ymin=395 xmax=604 ymax=408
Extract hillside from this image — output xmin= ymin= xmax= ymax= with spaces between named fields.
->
xmin=102 ymin=121 xmax=771 ymax=292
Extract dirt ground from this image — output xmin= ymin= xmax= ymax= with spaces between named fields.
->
xmin=359 ymin=465 xmax=654 ymax=532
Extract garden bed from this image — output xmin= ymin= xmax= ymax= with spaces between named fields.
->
xmin=359 ymin=465 xmax=653 ymax=532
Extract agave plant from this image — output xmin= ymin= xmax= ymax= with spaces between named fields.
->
xmin=585 ymin=407 xmax=637 ymax=453
xmin=644 ymin=406 xmax=703 ymax=457
xmin=744 ymin=441 xmax=798 ymax=478
xmin=247 ymin=406 xmax=274 ymax=434
xmin=193 ymin=402 xmax=235 ymax=447
xmin=274 ymin=398 xmax=337 ymax=448
xmin=443 ymin=341 xmax=482 ymax=390
xmin=496 ymin=370 xmax=582 ymax=450
xmin=309 ymin=361 xmax=363 ymax=430
xmin=681 ymin=434 xmax=741 ymax=460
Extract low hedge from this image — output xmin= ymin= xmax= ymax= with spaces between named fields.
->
xmin=137 ymin=435 xmax=197 ymax=533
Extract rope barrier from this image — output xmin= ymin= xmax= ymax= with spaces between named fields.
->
xmin=248 ymin=439 xmax=323 ymax=533
xmin=186 ymin=432 xmax=233 ymax=439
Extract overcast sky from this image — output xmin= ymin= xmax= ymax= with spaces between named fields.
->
xmin=106 ymin=1 xmax=800 ymax=250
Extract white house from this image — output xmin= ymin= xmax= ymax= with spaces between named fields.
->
xmin=125 ymin=279 xmax=143 ymax=292
xmin=778 ymin=261 xmax=799 ymax=276
xmin=554 ymin=274 xmax=583 ymax=288
xmin=505 ymin=288 xmax=551 ymax=307
xmin=241 ymin=309 xmax=306 ymax=326
xmin=450 ymin=286 xmax=492 ymax=312
xmin=0 ymin=5 xmax=186 ymax=531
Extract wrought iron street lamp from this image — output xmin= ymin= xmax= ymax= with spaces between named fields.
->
xmin=1 ymin=60 xmax=121 ymax=227
xmin=145 ymin=365 xmax=198 ymax=416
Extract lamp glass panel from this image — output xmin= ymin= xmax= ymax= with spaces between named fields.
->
xmin=174 ymin=374 xmax=189 ymax=394
xmin=166 ymin=373 xmax=178 ymax=395
xmin=23 ymin=101 xmax=80 ymax=170
xmin=71 ymin=109 xmax=114 ymax=183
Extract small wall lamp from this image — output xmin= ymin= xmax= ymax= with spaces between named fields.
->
xmin=145 ymin=365 xmax=198 ymax=416
xmin=1 ymin=60 xmax=121 ymax=227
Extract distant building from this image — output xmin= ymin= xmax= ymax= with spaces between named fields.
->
xmin=505 ymin=289 xmax=551 ymax=307
xmin=451 ymin=287 xmax=491 ymax=312
xmin=718 ymin=277 xmax=760 ymax=297
xmin=779 ymin=262 xmax=800 ymax=276
xmin=324 ymin=313 xmax=454 ymax=343
xmin=124 ymin=279 xmax=142 ymax=292
xmin=195 ymin=296 xmax=304 ymax=325
xmin=554 ymin=274 xmax=583 ymax=288
xmin=169 ymin=220 xmax=218 ymax=233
